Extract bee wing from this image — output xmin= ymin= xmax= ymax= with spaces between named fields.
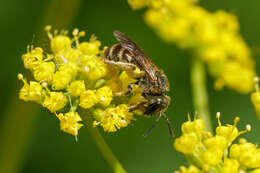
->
xmin=113 ymin=30 xmax=158 ymax=83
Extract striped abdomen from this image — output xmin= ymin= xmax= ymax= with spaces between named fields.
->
xmin=104 ymin=44 xmax=135 ymax=64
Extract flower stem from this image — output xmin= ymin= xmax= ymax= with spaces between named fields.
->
xmin=190 ymin=57 xmax=212 ymax=132
xmin=86 ymin=124 xmax=127 ymax=173
xmin=0 ymin=1 xmax=82 ymax=173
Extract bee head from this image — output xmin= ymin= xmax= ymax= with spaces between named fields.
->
xmin=143 ymin=95 xmax=173 ymax=137
xmin=144 ymin=95 xmax=170 ymax=116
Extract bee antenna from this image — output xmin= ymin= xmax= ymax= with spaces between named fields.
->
xmin=143 ymin=114 xmax=162 ymax=137
xmin=162 ymin=113 xmax=174 ymax=138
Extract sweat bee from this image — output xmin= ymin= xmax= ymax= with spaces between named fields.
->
xmin=102 ymin=31 xmax=173 ymax=137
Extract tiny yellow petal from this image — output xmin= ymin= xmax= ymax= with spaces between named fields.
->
xmin=57 ymin=112 xmax=83 ymax=136
xmin=96 ymin=86 xmax=113 ymax=107
xmin=19 ymin=81 xmax=42 ymax=102
xmin=181 ymin=119 xmax=205 ymax=134
xmin=174 ymin=132 xmax=199 ymax=154
xmin=52 ymin=71 xmax=72 ymax=90
xmin=68 ymin=80 xmax=85 ymax=97
xmin=221 ymin=159 xmax=240 ymax=173
xmin=79 ymin=90 xmax=98 ymax=109
xmin=22 ymin=47 xmax=43 ymax=70
xmin=202 ymin=148 xmax=223 ymax=166
xmin=33 ymin=62 xmax=55 ymax=83
xmin=100 ymin=104 xmax=134 ymax=132
xmin=203 ymin=135 xmax=228 ymax=150
xmin=81 ymin=57 xmax=107 ymax=80
xmin=51 ymin=35 xmax=71 ymax=53
xmin=42 ymin=92 xmax=68 ymax=113
xmin=79 ymin=40 xmax=101 ymax=56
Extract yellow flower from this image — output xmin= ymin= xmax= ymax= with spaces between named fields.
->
xmin=106 ymin=77 xmax=123 ymax=93
xmin=96 ymin=86 xmax=113 ymax=107
xmin=51 ymin=35 xmax=71 ymax=53
xmin=79 ymin=90 xmax=98 ymax=109
xmin=251 ymin=83 xmax=260 ymax=118
xmin=22 ymin=47 xmax=43 ymax=70
xmin=81 ymin=56 xmax=107 ymax=80
xmin=55 ymin=48 xmax=81 ymax=64
xmin=127 ymin=0 xmax=148 ymax=9
xmin=99 ymin=104 xmax=134 ymax=132
xmin=56 ymin=112 xmax=83 ymax=136
xmin=173 ymin=114 xmax=256 ymax=172
xmin=230 ymin=142 xmax=260 ymax=168
xmin=252 ymin=169 xmax=260 ymax=173
xmin=215 ymin=114 xmax=240 ymax=144
xmin=18 ymin=73 xmax=42 ymax=102
xmin=174 ymin=132 xmax=199 ymax=154
xmin=52 ymin=70 xmax=72 ymax=90
xmin=203 ymin=135 xmax=228 ymax=150
xmin=58 ymin=62 xmax=78 ymax=78
xmin=18 ymin=26 xmax=139 ymax=136
xmin=68 ymin=80 xmax=85 ymax=97
xmin=220 ymin=61 xmax=255 ymax=93
xmin=42 ymin=92 xmax=68 ymax=113
xmin=51 ymin=62 xmax=78 ymax=90
xmin=175 ymin=165 xmax=202 ymax=173
xmin=33 ymin=62 xmax=55 ymax=83
xmin=221 ymin=159 xmax=240 ymax=173
xmin=201 ymin=46 xmax=226 ymax=63
xmin=79 ymin=39 xmax=101 ymax=56
xmin=202 ymin=148 xmax=223 ymax=166
xmin=119 ymin=71 xmax=137 ymax=91
xmin=128 ymin=0 xmax=256 ymax=94
xmin=181 ymin=118 xmax=204 ymax=135
xmin=19 ymin=81 xmax=42 ymax=102
xmin=213 ymin=10 xmax=239 ymax=32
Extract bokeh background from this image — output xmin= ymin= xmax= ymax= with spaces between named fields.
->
xmin=0 ymin=0 xmax=260 ymax=173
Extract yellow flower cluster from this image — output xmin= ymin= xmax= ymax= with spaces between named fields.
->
xmin=127 ymin=0 xmax=256 ymax=94
xmin=173 ymin=112 xmax=259 ymax=173
xmin=18 ymin=26 xmax=143 ymax=136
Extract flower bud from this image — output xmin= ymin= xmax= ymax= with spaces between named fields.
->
xmin=79 ymin=90 xmax=98 ymax=109
xmin=51 ymin=35 xmax=71 ymax=53
xmin=42 ymin=92 xmax=68 ymax=112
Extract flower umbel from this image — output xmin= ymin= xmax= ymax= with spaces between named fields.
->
xmin=174 ymin=113 xmax=257 ymax=173
xmin=127 ymin=0 xmax=256 ymax=94
xmin=18 ymin=26 xmax=143 ymax=136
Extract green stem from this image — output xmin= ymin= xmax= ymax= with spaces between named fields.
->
xmin=0 ymin=1 xmax=82 ymax=173
xmin=86 ymin=125 xmax=127 ymax=173
xmin=190 ymin=57 xmax=212 ymax=133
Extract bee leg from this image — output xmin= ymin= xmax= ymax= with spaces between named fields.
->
xmin=103 ymin=60 xmax=145 ymax=78
xmin=103 ymin=59 xmax=137 ymax=71
xmin=143 ymin=114 xmax=162 ymax=137
xmin=162 ymin=113 xmax=174 ymax=138
xmin=128 ymin=100 xmax=148 ymax=111
xmin=114 ymin=83 xmax=136 ymax=96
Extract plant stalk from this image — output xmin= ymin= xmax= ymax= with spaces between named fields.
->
xmin=0 ymin=1 xmax=82 ymax=173
xmin=86 ymin=125 xmax=127 ymax=173
xmin=190 ymin=57 xmax=212 ymax=132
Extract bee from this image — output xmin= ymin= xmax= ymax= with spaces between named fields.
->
xmin=102 ymin=30 xmax=173 ymax=137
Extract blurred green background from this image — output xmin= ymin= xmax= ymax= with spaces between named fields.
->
xmin=0 ymin=0 xmax=260 ymax=173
